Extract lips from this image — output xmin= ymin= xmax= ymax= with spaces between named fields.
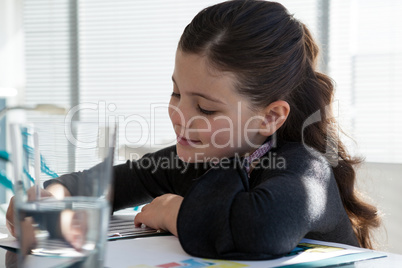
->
xmin=177 ymin=136 xmax=202 ymax=146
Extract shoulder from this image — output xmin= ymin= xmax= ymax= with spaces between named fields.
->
xmin=255 ymin=141 xmax=333 ymax=184
xmin=274 ymin=141 xmax=326 ymax=161
xmin=277 ymin=141 xmax=329 ymax=168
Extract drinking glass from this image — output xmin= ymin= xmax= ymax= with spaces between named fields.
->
xmin=10 ymin=121 xmax=116 ymax=267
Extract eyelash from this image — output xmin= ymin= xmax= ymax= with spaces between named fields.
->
xmin=170 ymin=92 xmax=215 ymax=115
xmin=171 ymin=92 xmax=180 ymax=98
xmin=198 ymin=105 xmax=215 ymax=115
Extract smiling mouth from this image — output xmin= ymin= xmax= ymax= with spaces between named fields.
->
xmin=177 ymin=136 xmax=202 ymax=146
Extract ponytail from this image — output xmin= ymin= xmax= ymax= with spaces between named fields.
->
xmin=291 ymin=25 xmax=381 ymax=248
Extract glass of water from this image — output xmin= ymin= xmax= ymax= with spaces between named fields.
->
xmin=10 ymin=121 xmax=116 ymax=267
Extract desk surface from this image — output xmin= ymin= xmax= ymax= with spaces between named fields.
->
xmin=104 ymin=236 xmax=402 ymax=268
xmin=1 ymin=233 xmax=402 ymax=268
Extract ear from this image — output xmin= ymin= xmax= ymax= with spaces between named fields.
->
xmin=259 ymin=100 xmax=290 ymax=137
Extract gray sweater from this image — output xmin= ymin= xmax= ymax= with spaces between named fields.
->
xmin=44 ymin=141 xmax=359 ymax=260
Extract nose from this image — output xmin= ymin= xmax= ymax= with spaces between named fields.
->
xmin=169 ymin=97 xmax=210 ymax=135
xmin=169 ymin=100 xmax=191 ymax=130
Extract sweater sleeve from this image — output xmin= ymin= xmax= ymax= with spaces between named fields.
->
xmin=177 ymin=144 xmax=349 ymax=260
xmin=44 ymin=145 xmax=195 ymax=212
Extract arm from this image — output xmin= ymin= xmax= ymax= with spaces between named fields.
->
xmin=45 ymin=183 xmax=71 ymax=198
xmin=43 ymin=145 xmax=196 ymax=212
xmin=176 ymin=145 xmax=346 ymax=260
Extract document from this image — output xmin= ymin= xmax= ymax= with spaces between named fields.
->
xmin=108 ymin=215 xmax=166 ymax=240
xmin=0 ymin=219 xmax=388 ymax=267
xmin=0 ymin=215 xmax=164 ymax=249
xmin=104 ymin=236 xmax=387 ymax=268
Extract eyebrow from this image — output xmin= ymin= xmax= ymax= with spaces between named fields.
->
xmin=171 ymin=76 xmax=226 ymax=105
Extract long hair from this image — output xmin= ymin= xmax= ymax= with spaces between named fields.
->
xmin=178 ymin=0 xmax=380 ymax=248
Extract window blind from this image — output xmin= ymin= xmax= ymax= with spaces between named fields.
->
xmin=22 ymin=0 xmax=77 ymax=183
xmin=23 ymin=0 xmax=74 ymax=111
xmin=330 ymin=0 xmax=402 ymax=163
xmin=77 ymin=0 xmax=223 ymax=162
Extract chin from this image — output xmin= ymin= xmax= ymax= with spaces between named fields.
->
xmin=176 ymin=145 xmax=205 ymax=163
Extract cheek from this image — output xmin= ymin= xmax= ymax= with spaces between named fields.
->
xmin=191 ymin=119 xmax=212 ymax=141
xmin=168 ymin=107 xmax=174 ymax=122
xmin=204 ymin=120 xmax=235 ymax=144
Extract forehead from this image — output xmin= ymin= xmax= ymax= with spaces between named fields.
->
xmin=173 ymin=50 xmax=238 ymax=99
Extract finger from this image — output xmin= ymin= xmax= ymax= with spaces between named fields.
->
xmin=27 ymin=187 xmax=53 ymax=201
xmin=134 ymin=213 xmax=144 ymax=227
xmin=20 ymin=217 xmax=37 ymax=256
xmin=6 ymin=219 xmax=15 ymax=238
xmin=70 ymin=211 xmax=87 ymax=250
xmin=69 ymin=228 xmax=84 ymax=250
xmin=27 ymin=187 xmax=37 ymax=201
xmin=5 ymin=250 xmax=18 ymax=267
xmin=141 ymin=204 xmax=150 ymax=212
xmin=6 ymin=197 xmax=16 ymax=237
xmin=134 ymin=213 xmax=141 ymax=227
xmin=60 ymin=210 xmax=87 ymax=250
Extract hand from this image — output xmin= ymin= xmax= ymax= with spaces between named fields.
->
xmin=60 ymin=209 xmax=88 ymax=250
xmin=5 ymin=250 xmax=18 ymax=268
xmin=6 ymin=188 xmax=53 ymax=258
xmin=6 ymin=187 xmax=53 ymax=237
xmin=6 ymin=183 xmax=71 ymax=237
xmin=134 ymin=194 xmax=183 ymax=236
xmin=6 ymin=183 xmax=86 ymax=252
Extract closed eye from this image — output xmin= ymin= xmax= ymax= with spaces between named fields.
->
xmin=198 ymin=105 xmax=215 ymax=115
xmin=171 ymin=92 xmax=180 ymax=98
xmin=171 ymin=91 xmax=215 ymax=115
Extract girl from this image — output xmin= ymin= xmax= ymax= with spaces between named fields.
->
xmin=8 ymin=0 xmax=380 ymax=260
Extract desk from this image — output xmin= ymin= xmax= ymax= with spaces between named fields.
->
xmin=1 ymin=230 xmax=402 ymax=268
xmin=103 ymin=236 xmax=402 ymax=268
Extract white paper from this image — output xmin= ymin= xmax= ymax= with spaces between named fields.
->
xmin=104 ymin=236 xmax=384 ymax=268
xmin=1 ymin=224 xmax=386 ymax=268
xmin=0 ymin=235 xmax=18 ymax=249
xmin=0 ymin=232 xmax=8 ymax=239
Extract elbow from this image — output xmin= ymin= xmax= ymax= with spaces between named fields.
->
xmin=231 ymin=229 xmax=299 ymax=257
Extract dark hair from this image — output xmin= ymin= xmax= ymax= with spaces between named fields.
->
xmin=178 ymin=0 xmax=380 ymax=248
